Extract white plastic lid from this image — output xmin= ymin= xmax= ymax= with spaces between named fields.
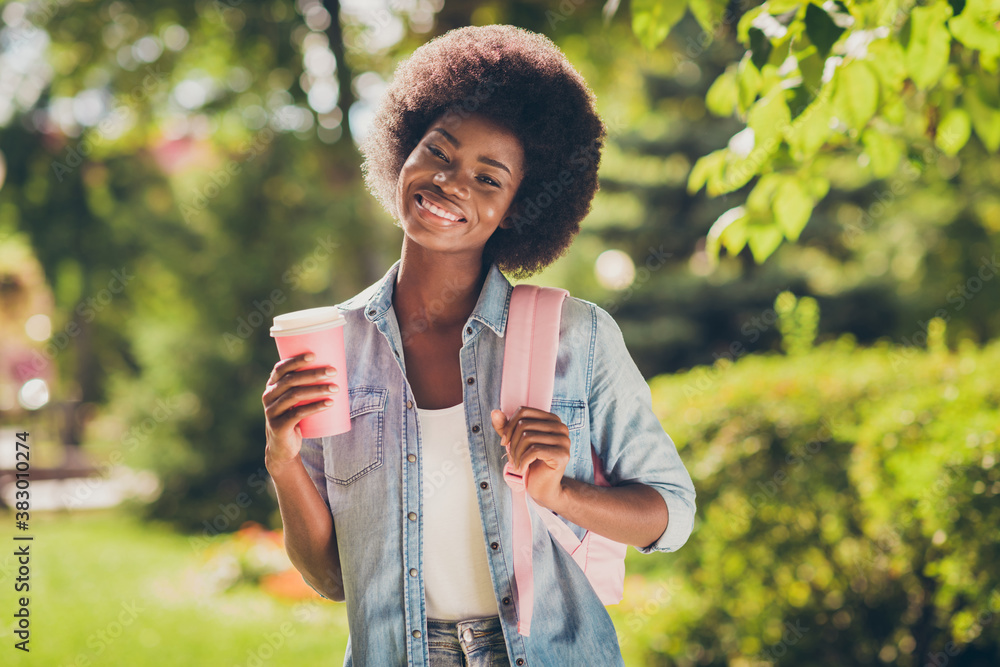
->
xmin=270 ymin=306 xmax=346 ymax=337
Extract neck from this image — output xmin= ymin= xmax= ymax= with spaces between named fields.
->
xmin=393 ymin=241 xmax=488 ymax=336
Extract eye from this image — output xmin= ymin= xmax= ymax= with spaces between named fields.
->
xmin=428 ymin=146 xmax=447 ymax=160
xmin=479 ymin=176 xmax=500 ymax=187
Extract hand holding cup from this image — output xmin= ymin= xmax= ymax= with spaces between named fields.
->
xmin=262 ymin=352 xmax=340 ymax=471
xmin=264 ymin=306 xmax=351 ymax=472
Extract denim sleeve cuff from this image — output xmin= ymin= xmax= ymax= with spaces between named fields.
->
xmin=635 ymin=487 xmax=696 ymax=555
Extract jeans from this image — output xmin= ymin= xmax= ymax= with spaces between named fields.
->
xmin=426 ymin=616 xmax=511 ymax=666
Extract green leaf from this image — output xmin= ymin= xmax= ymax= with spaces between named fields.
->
xmin=749 ymin=27 xmax=773 ymax=70
xmin=706 ymin=68 xmax=739 ymax=117
xmin=796 ymin=48 xmax=825 ymax=98
xmin=747 ymin=223 xmax=785 ymax=262
xmin=705 ymin=206 xmax=748 ymax=263
xmin=717 ymin=154 xmax=765 ymax=193
xmin=687 ymin=0 xmax=729 ymax=37
xmin=803 ymin=175 xmax=830 ymax=200
xmin=964 ymin=86 xmax=1000 ymax=151
xmin=758 ymin=63 xmax=786 ymax=99
xmin=748 ymin=87 xmax=792 ymax=149
xmin=737 ymin=6 xmax=767 ymax=44
xmin=785 ymin=88 xmax=834 ymax=159
xmin=721 ymin=217 xmax=750 ymax=255
xmin=767 ymin=0 xmax=807 ymax=13
xmin=833 ymin=60 xmax=880 ymax=133
xmin=632 ymin=0 xmax=690 ymax=51
xmin=714 ymin=91 xmax=790 ymax=194
xmin=788 ymin=84 xmax=814 ymax=119
xmin=737 ymin=56 xmax=763 ymax=113
xmin=905 ymin=1 xmax=955 ymax=90
xmin=935 ymin=107 xmax=973 ymax=155
xmin=773 ymin=178 xmax=814 ymax=240
xmin=688 ymin=149 xmax=727 ymax=195
xmin=861 ymin=128 xmax=904 ymax=178
xmin=747 ymin=173 xmax=785 ymax=213
xmin=805 ymin=2 xmax=846 ymax=58
xmin=949 ymin=9 xmax=1000 ymax=70
xmin=866 ymin=39 xmax=907 ymax=92
xmin=948 ymin=13 xmax=1000 ymax=53
xmin=883 ymin=95 xmax=909 ymax=124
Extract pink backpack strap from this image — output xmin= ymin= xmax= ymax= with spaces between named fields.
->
xmin=500 ymin=283 xmax=568 ymax=637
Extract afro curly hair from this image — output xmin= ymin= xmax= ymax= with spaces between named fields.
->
xmin=359 ymin=24 xmax=607 ymax=280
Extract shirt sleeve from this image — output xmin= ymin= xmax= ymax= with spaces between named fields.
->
xmin=587 ymin=304 xmax=696 ymax=554
xmin=293 ymin=436 xmax=332 ymax=599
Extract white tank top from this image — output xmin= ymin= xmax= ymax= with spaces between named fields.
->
xmin=416 ymin=402 xmax=500 ymax=620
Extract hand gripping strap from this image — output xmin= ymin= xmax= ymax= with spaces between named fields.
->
xmin=500 ymin=285 xmax=627 ymax=634
xmin=500 ymin=284 xmax=568 ymax=636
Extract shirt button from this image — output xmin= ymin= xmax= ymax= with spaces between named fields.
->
xmin=407 ymin=400 xmax=413 ymax=409
xmin=490 ymin=542 xmax=499 ymax=550
xmin=412 ymin=629 xmax=421 ymax=638
xmin=516 ymin=659 xmax=524 ymax=665
xmin=407 ymin=454 xmax=416 ymax=463
xmin=409 ymin=568 xmax=417 ymax=577
xmin=394 ymin=350 xmax=399 ymax=357
xmin=408 ymin=512 xmax=417 ymax=521
xmin=466 ymin=377 xmax=475 ymax=385
xmin=462 ymin=628 xmax=474 ymax=643
xmin=466 ymin=326 xmax=472 ymax=334
xmin=480 ymin=481 xmax=488 ymax=489
xmin=472 ymin=424 xmax=480 ymax=433
xmin=368 ymin=309 xmax=376 ymax=316
xmin=502 ymin=596 xmax=511 ymax=605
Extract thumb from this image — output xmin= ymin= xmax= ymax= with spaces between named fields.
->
xmin=490 ymin=409 xmax=507 ymax=435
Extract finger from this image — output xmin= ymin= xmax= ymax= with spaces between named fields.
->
xmin=267 ymin=382 xmax=340 ymax=419
xmin=515 ymin=442 xmax=570 ymax=473
xmin=491 ymin=410 xmax=508 ymax=438
xmin=264 ymin=365 xmax=338 ymax=407
xmin=268 ymin=352 xmax=318 ymax=385
xmin=508 ymin=417 xmax=567 ymax=457
xmin=510 ymin=431 xmax=570 ymax=469
xmin=270 ymin=395 xmax=336 ymax=433
xmin=508 ymin=418 xmax=566 ymax=465
xmin=504 ymin=407 xmax=558 ymax=445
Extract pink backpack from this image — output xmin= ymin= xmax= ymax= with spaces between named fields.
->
xmin=499 ymin=284 xmax=628 ymax=637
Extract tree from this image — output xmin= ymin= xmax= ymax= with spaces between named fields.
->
xmin=625 ymin=0 xmax=1000 ymax=263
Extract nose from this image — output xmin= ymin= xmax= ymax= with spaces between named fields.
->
xmin=432 ymin=168 xmax=469 ymax=200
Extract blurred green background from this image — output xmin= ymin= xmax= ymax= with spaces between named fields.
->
xmin=1 ymin=0 xmax=998 ymax=665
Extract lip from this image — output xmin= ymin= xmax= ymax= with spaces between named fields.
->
xmin=415 ymin=191 xmax=467 ymax=222
xmin=413 ymin=193 xmax=468 ymax=225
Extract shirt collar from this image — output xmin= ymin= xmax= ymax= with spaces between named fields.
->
xmin=363 ymin=258 xmax=512 ymax=338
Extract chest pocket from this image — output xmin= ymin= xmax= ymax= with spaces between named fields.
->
xmin=324 ymin=386 xmax=387 ymax=486
xmin=549 ymin=396 xmax=587 ymax=479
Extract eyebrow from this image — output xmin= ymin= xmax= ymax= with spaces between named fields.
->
xmin=430 ymin=127 xmax=512 ymax=176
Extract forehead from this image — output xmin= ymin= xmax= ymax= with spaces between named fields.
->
xmin=427 ymin=112 xmax=522 ymax=151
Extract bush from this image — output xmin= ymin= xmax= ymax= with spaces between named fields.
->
xmin=635 ymin=317 xmax=1000 ymax=666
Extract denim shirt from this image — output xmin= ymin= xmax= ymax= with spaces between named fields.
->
xmin=297 ymin=258 xmax=696 ymax=667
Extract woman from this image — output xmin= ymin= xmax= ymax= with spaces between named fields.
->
xmin=262 ymin=24 xmax=696 ymax=667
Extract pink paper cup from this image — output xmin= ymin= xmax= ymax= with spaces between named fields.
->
xmin=270 ymin=306 xmax=350 ymax=438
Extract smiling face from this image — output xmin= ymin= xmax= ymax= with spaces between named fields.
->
xmin=395 ymin=111 xmax=526 ymax=256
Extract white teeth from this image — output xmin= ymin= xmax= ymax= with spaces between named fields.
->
xmin=419 ymin=195 xmax=462 ymax=221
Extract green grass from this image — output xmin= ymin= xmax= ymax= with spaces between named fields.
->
xmin=0 ymin=509 xmax=688 ymax=666
xmin=0 ymin=510 xmax=350 ymax=666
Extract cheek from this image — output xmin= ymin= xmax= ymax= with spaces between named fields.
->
xmin=481 ymin=201 xmax=502 ymax=220
xmin=398 ymin=153 xmax=432 ymax=187
xmin=396 ymin=157 xmax=420 ymax=195
xmin=481 ymin=192 xmax=515 ymax=220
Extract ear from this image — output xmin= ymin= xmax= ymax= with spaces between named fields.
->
xmin=499 ymin=201 xmax=519 ymax=230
